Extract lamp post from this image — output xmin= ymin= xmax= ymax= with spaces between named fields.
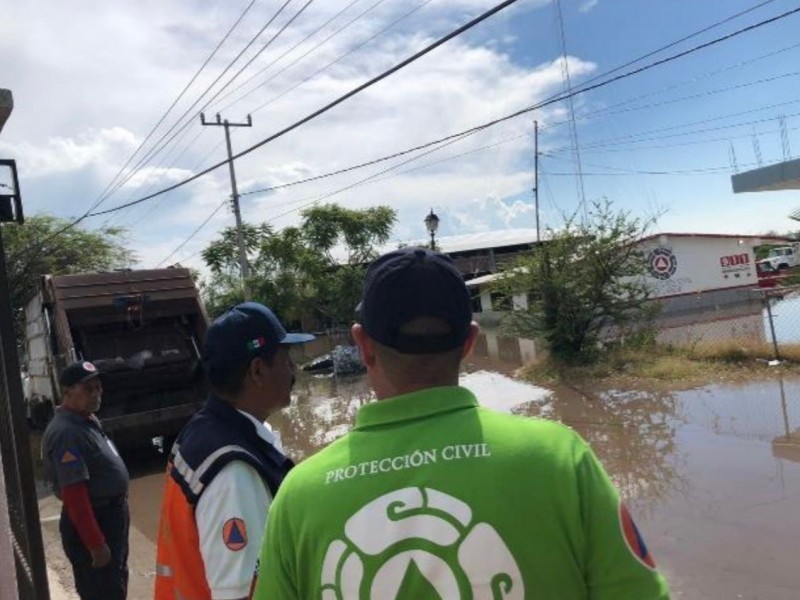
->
xmin=424 ymin=208 xmax=439 ymax=251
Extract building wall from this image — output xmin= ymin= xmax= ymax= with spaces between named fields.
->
xmin=639 ymin=235 xmax=759 ymax=298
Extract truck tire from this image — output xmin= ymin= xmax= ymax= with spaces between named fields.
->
xmin=160 ymin=434 xmax=178 ymax=456
xmin=31 ymin=401 xmax=54 ymax=430
xmin=779 ymin=263 xmax=790 ymax=270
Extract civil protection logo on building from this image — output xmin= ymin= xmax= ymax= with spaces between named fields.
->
xmin=647 ymin=248 xmax=677 ymax=280
xmin=320 ymin=487 xmax=524 ymax=599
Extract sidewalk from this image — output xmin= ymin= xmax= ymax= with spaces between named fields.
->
xmin=47 ymin=568 xmax=76 ymax=600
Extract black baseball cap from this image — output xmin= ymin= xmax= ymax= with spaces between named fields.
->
xmin=357 ymin=247 xmax=472 ymax=354
xmin=59 ymin=361 xmax=101 ymax=388
xmin=201 ymin=302 xmax=314 ymax=382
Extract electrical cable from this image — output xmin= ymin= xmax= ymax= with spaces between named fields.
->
xmin=83 ymin=0 xmax=260 ymax=216
xmin=157 ymin=199 xmax=230 ymax=266
xmin=96 ymin=0 xmax=304 ymax=212
xmin=19 ymin=0 xmax=799 ymax=260
xmin=211 ymin=0 xmax=377 ymax=110
xmin=86 ymin=0 xmax=523 ymax=218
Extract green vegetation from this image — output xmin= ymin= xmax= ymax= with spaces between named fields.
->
xmin=492 ymin=200 xmax=658 ymax=364
xmin=519 ymin=341 xmax=800 ymax=388
xmin=4 ymin=215 xmax=134 ymax=335
xmin=201 ymin=204 xmax=396 ymax=327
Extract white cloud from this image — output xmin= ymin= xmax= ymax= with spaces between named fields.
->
xmin=579 ymin=0 xmax=599 ymax=13
xmin=1 ymin=0 xmax=596 ymax=269
xmin=0 ymin=128 xmax=138 ymax=178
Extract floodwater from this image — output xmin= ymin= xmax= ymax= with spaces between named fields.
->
xmin=36 ymin=330 xmax=800 ymax=598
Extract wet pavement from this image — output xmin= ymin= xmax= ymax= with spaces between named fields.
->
xmin=36 ymin=330 xmax=800 ymax=598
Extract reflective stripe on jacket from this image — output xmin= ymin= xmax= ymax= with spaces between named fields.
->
xmin=154 ymin=396 xmax=293 ymax=600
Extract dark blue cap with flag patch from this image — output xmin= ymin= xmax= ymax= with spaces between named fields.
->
xmin=201 ymin=302 xmax=314 ymax=381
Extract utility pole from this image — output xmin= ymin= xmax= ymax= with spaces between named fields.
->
xmin=201 ymin=112 xmax=252 ymax=297
xmin=533 ymin=120 xmax=540 ymax=243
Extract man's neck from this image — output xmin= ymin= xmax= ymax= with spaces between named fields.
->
xmin=59 ymin=403 xmax=91 ymax=418
xmin=374 ymin=379 xmax=458 ymax=401
xmin=221 ymin=393 xmax=270 ymax=422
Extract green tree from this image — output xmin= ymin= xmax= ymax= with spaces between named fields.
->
xmin=3 ymin=214 xmax=134 ymax=322
xmin=202 ymin=204 xmax=396 ymax=327
xmin=493 ymin=200 xmax=658 ymax=364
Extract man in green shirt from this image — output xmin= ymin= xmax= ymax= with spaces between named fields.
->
xmin=255 ymin=247 xmax=670 ymax=599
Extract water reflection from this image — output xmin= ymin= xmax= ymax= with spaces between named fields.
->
xmin=771 ymin=377 xmax=800 ymax=464
xmin=269 ymin=374 xmax=373 ymax=462
xmin=279 ymin=330 xmax=686 ymax=517
xmin=514 ymin=385 xmax=684 ymax=517
xmin=465 ymin=329 xmax=539 ymax=374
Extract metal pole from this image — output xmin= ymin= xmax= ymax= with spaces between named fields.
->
xmin=765 ymin=293 xmax=782 ymax=361
xmin=0 ymin=226 xmax=50 ymax=600
xmin=201 ymin=113 xmax=252 ymax=298
xmin=534 ymin=120 xmax=540 ymax=243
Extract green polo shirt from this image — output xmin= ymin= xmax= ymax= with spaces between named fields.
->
xmin=254 ymin=386 xmax=670 ymax=599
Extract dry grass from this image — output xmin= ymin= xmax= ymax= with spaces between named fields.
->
xmin=518 ymin=342 xmax=800 ymax=388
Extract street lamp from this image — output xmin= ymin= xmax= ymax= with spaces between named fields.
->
xmin=424 ymin=208 xmax=439 ymax=251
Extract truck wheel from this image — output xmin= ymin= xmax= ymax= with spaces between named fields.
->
xmin=31 ymin=402 xmax=54 ymax=430
xmin=160 ymin=434 xmax=178 ymax=456
xmin=779 ymin=263 xmax=790 ymax=270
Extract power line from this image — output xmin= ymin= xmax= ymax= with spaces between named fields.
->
xmin=238 ymin=0 xmax=436 ymax=115
xmin=97 ymin=2 xmax=800 ymax=221
xmin=231 ymin=68 xmax=800 ymax=199
xmin=162 ymin=0 xmax=791 ymax=254
xmin=545 ymin=67 xmax=800 ymax=133
xmin=124 ymin=133 xmax=225 ymax=229
xmin=86 ymin=0 xmax=260 ymax=217
xmin=540 ymin=151 xmax=761 ymax=174
xmin=157 ymin=199 xmax=230 ymax=267
xmin=138 ymin=0 xmax=403 ymax=230
xmin=547 ymin=107 xmax=800 ymax=153
xmin=211 ymin=0 xmax=377 ymax=111
xmin=86 ymin=0 xmax=523 ymax=218
xmin=161 ymin=12 xmax=792 ymax=256
xmin=553 ymin=0 xmax=586 ymax=210
xmin=20 ymin=0 xmax=800 ymax=260
xmin=129 ymin=66 xmax=800 ymax=238
xmin=10 ymin=0 xmax=307 ymax=261
xmin=7 ymin=0 xmax=292 ymax=258
xmin=94 ymin=0 xmax=303 ymax=218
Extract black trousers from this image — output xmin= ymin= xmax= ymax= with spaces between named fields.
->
xmin=60 ymin=497 xmax=129 ymax=600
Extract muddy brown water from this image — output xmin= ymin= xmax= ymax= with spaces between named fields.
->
xmin=36 ymin=331 xmax=800 ymax=598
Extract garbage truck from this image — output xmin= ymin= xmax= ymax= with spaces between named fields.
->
xmin=23 ymin=268 xmax=208 ymax=445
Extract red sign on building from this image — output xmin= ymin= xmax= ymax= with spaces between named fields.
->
xmin=720 ymin=253 xmax=750 ymax=268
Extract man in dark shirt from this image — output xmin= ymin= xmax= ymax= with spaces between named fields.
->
xmin=42 ymin=361 xmax=130 ymax=600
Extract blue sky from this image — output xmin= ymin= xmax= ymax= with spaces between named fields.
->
xmin=2 ymin=0 xmax=800 ymax=269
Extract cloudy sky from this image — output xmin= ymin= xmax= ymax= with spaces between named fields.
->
xmin=2 ymin=0 xmax=800 ymax=269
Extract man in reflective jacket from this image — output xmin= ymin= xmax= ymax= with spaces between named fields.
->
xmin=155 ymin=302 xmax=313 ymax=600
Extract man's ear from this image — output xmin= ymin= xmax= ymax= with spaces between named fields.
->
xmin=461 ymin=321 xmax=481 ymax=360
xmin=248 ymin=355 xmax=266 ymax=387
xmin=352 ymin=324 xmax=376 ymax=368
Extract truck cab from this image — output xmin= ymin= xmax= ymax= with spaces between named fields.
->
xmin=758 ymin=243 xmax=800 ymax=271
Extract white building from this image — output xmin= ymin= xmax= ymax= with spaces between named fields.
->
xmin=464 ymin=232 xmax=792 ymax=323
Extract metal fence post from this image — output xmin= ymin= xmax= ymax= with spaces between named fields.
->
xmin=764 ymin=292 xmax=782 ymax=362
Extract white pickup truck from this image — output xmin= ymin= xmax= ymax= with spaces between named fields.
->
xmin=758 ymin=243 xmax=800 ymax=271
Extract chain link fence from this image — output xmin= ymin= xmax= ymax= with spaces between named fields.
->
xmin=653 ymin=285 xmax=800 ymax=362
